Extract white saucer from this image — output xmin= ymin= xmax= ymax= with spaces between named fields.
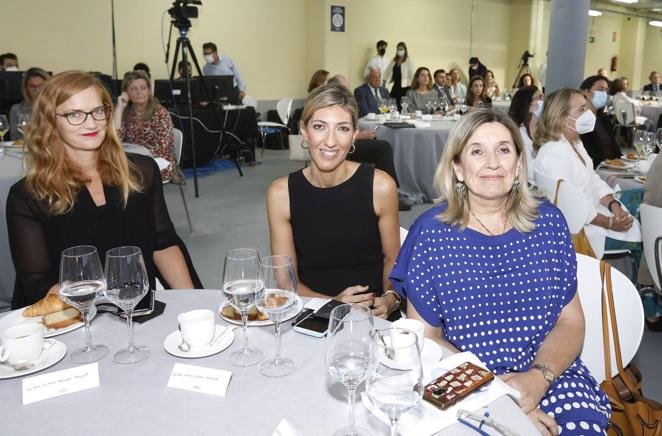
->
xmin=378 ymin=337 xmax=443 ymax=370
xmin=163 ymin=324 xmax=235 ymax=358
xmin=219 ymin=297 xmax=304 ymax=327
xmin=0 ymin=305 xmax=97 ymax=338
xmin=0 ymin=339 xmax=67 ymax=379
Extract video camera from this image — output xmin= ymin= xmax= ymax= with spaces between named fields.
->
xmin=520 ymin=50 xmax=534 ymax=66
xmin=168 ymin=0 xmax=201 ymax=30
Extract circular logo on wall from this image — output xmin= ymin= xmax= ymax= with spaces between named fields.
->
xmin=332 ymin=13 xmax=344 ymax=28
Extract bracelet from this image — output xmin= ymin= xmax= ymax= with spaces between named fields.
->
xmin=382 ymin=290 xmax=401 ymax=312
xmin=607 ymin=199 xmax=620 ymax=212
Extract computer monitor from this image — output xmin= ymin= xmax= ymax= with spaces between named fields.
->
xmin=201 ymin=75 xmax=239 ymax=105
xmin=93 ymin=73 xmax=122 ymax=99
xmin=0 ymin=71 xmax=24 ymax=102
xmin=154 ymin=78 xmax=200 ymax=108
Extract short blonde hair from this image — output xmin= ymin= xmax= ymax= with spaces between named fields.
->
xmin=300 ymin=84 xmax=358 ymax=130
xmin=121 ymin=70 xmax=159 ymax=121
xmin=532 ymin=87 xmax=581 ymax=151
xmin=434 ymin=109 xmax=540 ymax=233
xmin=24 ymin=70 xmax=142 ymax=214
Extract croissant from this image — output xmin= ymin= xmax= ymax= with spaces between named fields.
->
xmin=22 ymin=294 xmax=71 ymax=317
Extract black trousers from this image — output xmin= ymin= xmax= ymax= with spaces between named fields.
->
xmin=348 ymin=139 xmax=399 ymax=187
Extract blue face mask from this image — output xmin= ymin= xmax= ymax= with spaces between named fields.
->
xmin=532 ymin=100 xmax=544 ymax=118
xmin=591 ymin=90 xmax=608 ymax=109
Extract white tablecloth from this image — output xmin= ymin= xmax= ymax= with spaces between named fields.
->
xmin=640 ymin=102 xmax=662 ymax=125
xmin=0 ymin=290 xmax=540 ymax=436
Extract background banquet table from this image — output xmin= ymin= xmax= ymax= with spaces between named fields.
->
xmin=0 ymin=145 xmax=152 ymax=313
xmin=0 ymin=290 xmax=540 ymax=436
xmin=640 ymin=102 xmax=662 ymax=125
xmin=358 ymin=118 xmax=457 ymax=203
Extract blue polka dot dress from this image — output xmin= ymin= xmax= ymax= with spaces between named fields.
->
xmin=390 ymin=201 xmax=611 ymax=434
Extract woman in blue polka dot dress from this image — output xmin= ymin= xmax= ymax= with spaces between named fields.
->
xmin=390 ymin=110 xmax=610 ymax=435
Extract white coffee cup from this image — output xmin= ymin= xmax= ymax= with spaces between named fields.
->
xmin=178 ymin=309 xmax=215 ymax=350
xmin=0 ymin=323 xmax=44 ymax=366
xmin=392 ymin=318 xmax=425 ymax=351
xmin=415 ymin=110 xmax=423 ymax=118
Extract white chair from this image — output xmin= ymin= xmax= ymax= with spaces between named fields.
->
xmin=257 ymin=98 xmax=293 ymax=156
xmin=288 ymin=134 xmax=310 ymax=164
xmin=534 ymin=171 xmax=588 ymax=234
xmin=640 ymin=203 xmax=662 ymax=291
xmin=576 ymin=253 xmax=644 ymax=383
xmin=399 ymin=226 xmax=409 ymax=246
xmin=170 ymin=128 xmax=193 ymax=233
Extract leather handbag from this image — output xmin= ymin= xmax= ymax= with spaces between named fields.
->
xmin=598 ymin=261 xmax=662 ymax=435
xmin=553 ymin=179 xmax=597 ymax=258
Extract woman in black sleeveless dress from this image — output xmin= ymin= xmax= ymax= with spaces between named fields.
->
xmin=267 ymin=84 xmax=401 ymax=319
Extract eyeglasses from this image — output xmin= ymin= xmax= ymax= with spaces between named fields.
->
xmin=56 ymin=106 xmax=110 ymax=126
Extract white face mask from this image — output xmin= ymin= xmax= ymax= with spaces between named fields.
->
xmin=397 ymin=49 xmax=406 ymax=57
xmin=532 ymin=100 xmax=544 ymax=118
xmin=568 ymin=109 xmax=596 ymax=134
xmin=204 ymin=54 xmax=215 ymax=64
xmin=4 ymin=66 xmax=18 ymax=72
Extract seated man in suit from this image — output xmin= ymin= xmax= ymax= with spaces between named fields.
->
xmin=432 ymin=69 xmax=452 ymax=105
xmin=643 ymin=71 xmax=661 ymax=94
xmin=354 ymin=67 xmax=390 ymax=118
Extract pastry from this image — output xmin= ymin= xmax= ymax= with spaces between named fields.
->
xmin=605 ymin=159 xmax=625 ymax=167
xmin=22 ymin=294 xmax=72 ymax=317
xmin=220 ymin=305 xmax=268 ymax=321
xmin=42 ymin=308 xmax=82 ymax=330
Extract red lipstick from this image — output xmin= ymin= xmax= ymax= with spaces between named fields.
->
xmin=82 ymin=131 xmax=98 ymax=137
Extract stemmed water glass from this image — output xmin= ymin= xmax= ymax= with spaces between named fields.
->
xmin=387 ymin=98 xmax=398 ymax=115
xmin=366 ymin=328 xmax=424 ymax=436
xmin=256 ymin=255 xmax=299 ymax=377
xmin=642 ymin=132 xmax=655 ymax=159
xmin=634 ymin=130 xmax=646 ymax=158
xmin=0 ymin=114 xmax=8 ymax=157
xmin=17 ymin=114 xmax=29 ymax=137
xmin=325 ymin=303 xmax=374 ymax=436
xmin=222 ymin=248 xmax=264 ymax=367
xmin=59 ymin=245 xmax=109 ymax=364
xmin=104 ymin=246 xmax=151 ymax=364
xmin=655 ymin=128 xmax=662 ymax=153
xmin=456 ymin=97 xmax=467 ymax=115
xmin=400 ymin=96 xmax=410 ymax=115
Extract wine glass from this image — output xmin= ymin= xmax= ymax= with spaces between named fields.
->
xmin=104 ymin=246 xmax=151 ymax=364
xmin=222 ymin=248 xmax=264 ymax=367
xmin=643 ymin=132 xmax=655 ymax=159
xmin=256 ymin=255 xmax=299 ymax=377
xmin=59 ymin=245 xmax=109 ymax=364
xmin=366 ymin=328 xmax=423 ymax=436
xmin=17 ymin=114 xmax=29 ymax=137
xmin=634 ymin=130 xmax=646 ymax=157
xmin=387 ymin=98 xmax=398 ymax=115
xmin=0 ymin=114 xmax=8 ymax=157
xmin=400 ymin=96 xmax=410 ymax=115
xmin=325 ymin=303 xmax=374 ymax=436
xmin=656 ymin=128 xmax=662 ymax=153
xmin=455 ymin=97 xmax=467 ymax=115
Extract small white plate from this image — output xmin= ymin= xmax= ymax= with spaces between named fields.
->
xmin=219 ymin=297 xmax=304 ymax=327
xmin=635 ymin=175 xmax=648 ymax=183
xmin=621 ymin=154 xmax=646 ymax=162
xmin=378 ymin=337 xmax=443 ymax=370
xmin=0 ymin=339 xmax=67 ymax=379
xmin=0 ymin=305 xmax=97 ymax=338
xmin=163 ymin=324 xmax=235 ymax=358
xmin=602 ymin=161 xmax=634 ymax=170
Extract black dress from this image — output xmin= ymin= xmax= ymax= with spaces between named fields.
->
xmin=6 ymin=154 xmax=200 ymax=309
xmin=288 ymin=164 xmax=383 ymax=297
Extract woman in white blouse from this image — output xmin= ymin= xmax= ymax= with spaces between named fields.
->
xmin=533 ymin=88 xmax=635 ymax=258
xmin=507 ymin=85 xmax=542 ymax=184
xmin=383 ymin=41 xmax=416 ymax=108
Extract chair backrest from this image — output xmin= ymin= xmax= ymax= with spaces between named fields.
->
xmin=400 ymin=226 xmax=409 ymax=247
xmin=276 ymin=98 xmax=293 ymax=125
xmin=242 ymin=95 xmax=258 ymax=108
xmin=288 ymin=134 xmax=310 ymax=162
xmin=534 ymin=170 xmax=588 ymax=234
xmin=613 ymin=98 xmax=635 ymax=125
xmin=640 ymin=203 xmax=662 ymax=290
xmin=576 ymin=253 xmax=644 ymax=383
xmin=172 ymin=128 xmax=183 ymax=165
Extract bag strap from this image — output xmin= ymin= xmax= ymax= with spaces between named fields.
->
xmin=553 ymin=179 xmax=564 ymax=206
xmin=600 ymin=261 xmax=614 ymax=383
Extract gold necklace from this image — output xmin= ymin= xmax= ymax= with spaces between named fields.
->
xmin=470 ymin=210 xmax=505 ymax=236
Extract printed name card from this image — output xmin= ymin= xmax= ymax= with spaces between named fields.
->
xmin=167 ymin=363 xmax=232 ymax=397
xmin=22 ymin=363 xmax=100 ymax=405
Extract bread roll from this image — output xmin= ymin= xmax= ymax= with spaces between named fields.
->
xmin=221 ymin=305 xmax=268 ymax=321
xmin=42 ymin=308 xmax=82 ymax=330
xmin=23 ymin=294 xmax=72 ymax=317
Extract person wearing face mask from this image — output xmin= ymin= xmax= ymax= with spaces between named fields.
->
xmin=507 ymin=85 xmax=542 ymax=184
xmin=9 ymin=67 xmax=50 ymax=140
xmin=534 ymin=88 xmax=638 ymax=259
xmin=201 ymin=42 xmax=246 ymax=101
xmin=578 ymin=75 xmax=621 ymax=168
xmin=467 ymin=57 xmax=487 ymax=82
xmin=363 ymin=40 xmax=389 ymax=86
xmin=0 ymin=53 xmax=19 ymax=71
xmin=383 ymin=42 xmax=416 ymax=108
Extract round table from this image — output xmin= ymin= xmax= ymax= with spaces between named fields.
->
xmin=358 ymin=118 xmax=457 ymax=203
xmin=0 ymin=290 xmax=539 ymax=436
xmin=639 ymin=102 xmax=662 ymax=125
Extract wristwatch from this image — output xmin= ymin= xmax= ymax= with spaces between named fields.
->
xmin=531 ymin=363 xmax=555 ymax=385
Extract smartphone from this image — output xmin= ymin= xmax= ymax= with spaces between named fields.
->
xmin=423 ymin=362 xmax=494 ymax=410
xmin=314 ymin=299 xmax=345 ymax=320
xmin=293 ymin=313 xmax=330 ymax=337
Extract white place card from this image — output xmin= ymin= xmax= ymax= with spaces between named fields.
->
xmin=22 ymin=363 xmax=100 ymax=405
xmin=273 ymin=418 xmax=303 ymax=436
xmin=167 ymin=363 xmax=232 ymax=397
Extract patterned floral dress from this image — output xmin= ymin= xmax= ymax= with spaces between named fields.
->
xmin=390 ymin=201 xmax=611 ymax=434
xmin=119 ymin=105 xmax=177 ymax=182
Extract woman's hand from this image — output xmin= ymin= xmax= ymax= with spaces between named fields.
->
xmin=498 ymin=371 xmax=549 ymax=413
xmin=371 ymin=293 xmax=398 ymax=319
xmin=117 ymin=92 xmax=130 ymax=109
xmin=336 ymin=285 xmax=374 ymax=305
xmin=527 ymin=409 xmax=558 ymax=436
xmin=611 ymin=204 xmax=633 ymax=231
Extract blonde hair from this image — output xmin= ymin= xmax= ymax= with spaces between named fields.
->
xmin=300 ymin=84 xmax=358 ymax=130
xmin=434 ymin=109 xmax=540 ymax=233
xmin=24 ymin=70 xmax=142 ymax=215
xmin=121 ymin=70 xmax=159 ymax=121
xmin=21 ymin=68 xmax=50 ymax=102
xmin=532 ymin=87 xmax=581 ymax=151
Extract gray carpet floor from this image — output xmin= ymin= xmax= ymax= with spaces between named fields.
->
xmin=164 ymin=149 xmax=661 ymax=401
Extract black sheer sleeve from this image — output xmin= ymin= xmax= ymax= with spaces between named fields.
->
xmin=6 ymin=181 xmax=57 ymax=308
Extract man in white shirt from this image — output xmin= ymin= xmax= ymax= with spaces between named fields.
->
xmin=363 ymin=40 xmax=389 ymax=86
xmin=202 ymin=42 xmax=246 ymax=101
